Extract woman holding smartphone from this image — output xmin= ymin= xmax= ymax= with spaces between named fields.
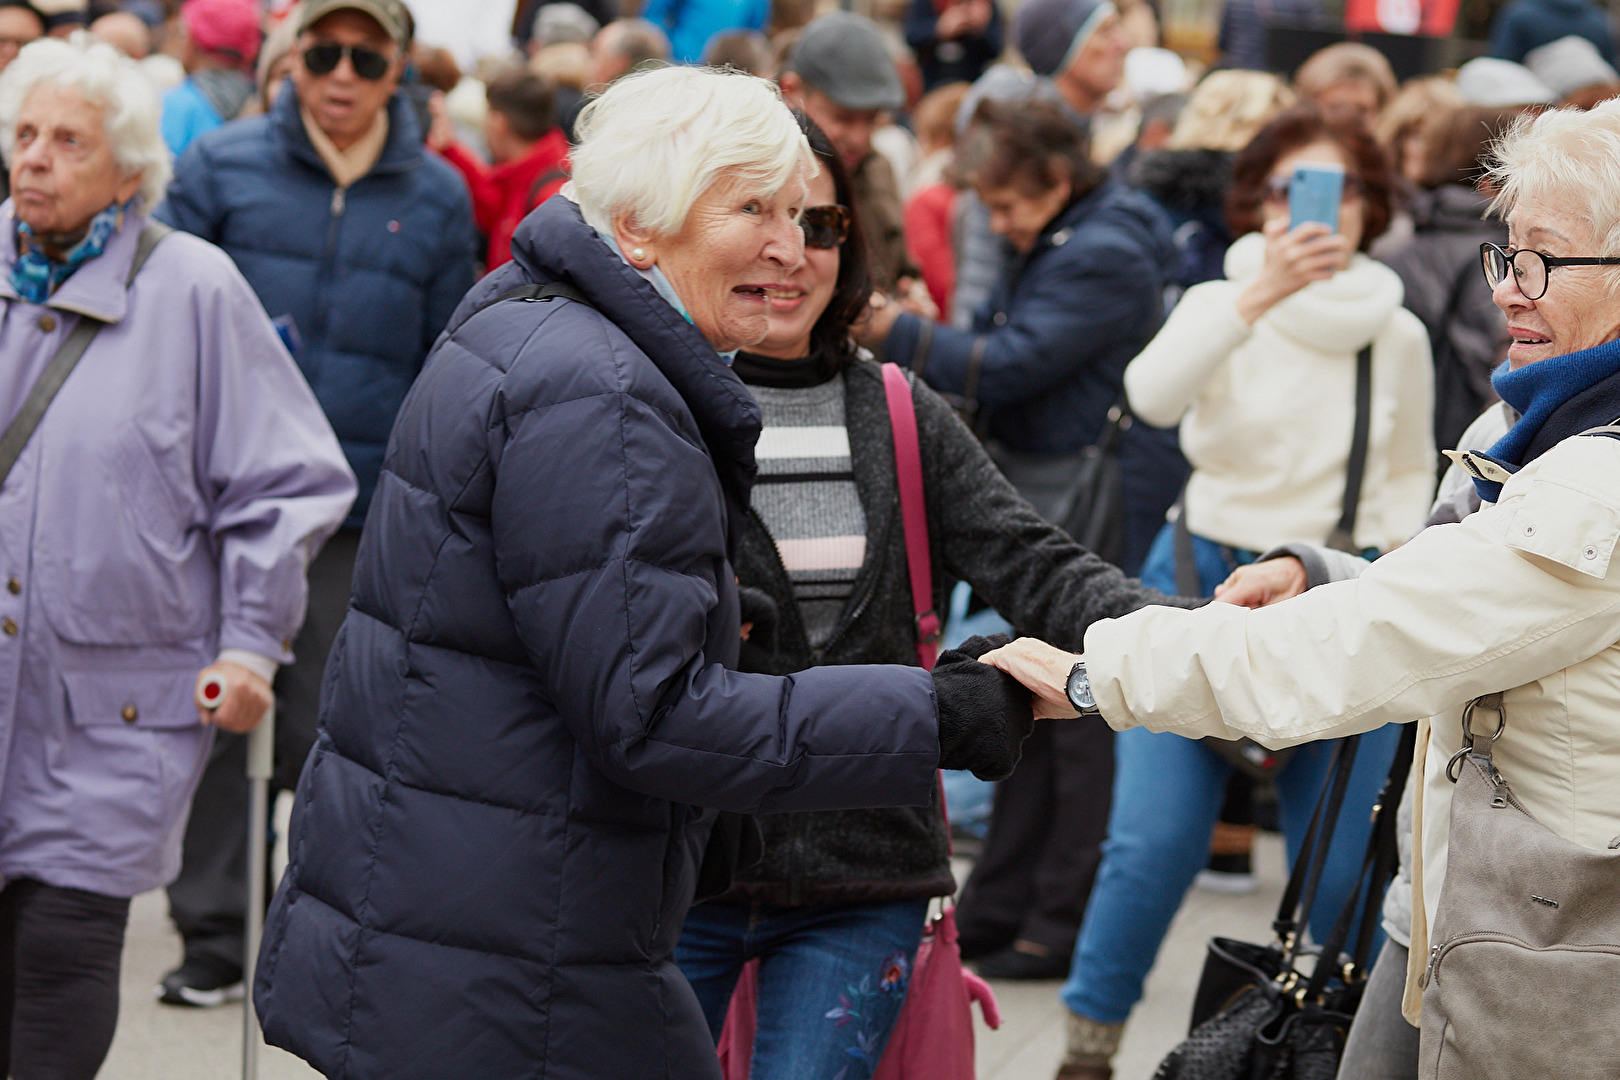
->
xmin=1043 ymin=106 xmax=1437 ymax=1080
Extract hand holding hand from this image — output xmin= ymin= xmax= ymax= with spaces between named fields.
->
xmin=1235 ymin=218 xmax=1353 ymax=324
xmin=194 ymin=661 xmax=273 ymax=734
xmin=978 ymin=637 xmax=1083 ymax=720
xmin=932 ymin=634 xmax=1035 ymax=781
xmin=1213 ymin=556 xmax=1307 ymax=608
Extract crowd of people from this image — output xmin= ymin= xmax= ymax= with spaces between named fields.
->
xmin=0 ymin=0 xmax=1618 ymax=1079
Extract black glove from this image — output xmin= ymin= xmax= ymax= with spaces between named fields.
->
xmin=932 ymin=633 xmax=1034 ymax=781
xmin=737 ymin=585 xmax=779 ymax=654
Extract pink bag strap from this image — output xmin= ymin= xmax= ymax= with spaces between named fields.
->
xmin=881 ymin=363 xmax=941 ymax=671
xmin=881 ymin=363 xmax=955 ymax=859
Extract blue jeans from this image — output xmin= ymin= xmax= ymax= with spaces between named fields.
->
xmin=1059 ymin=522 xmax=1396 ymax=1024
xmin=677 ymin=899 xmax=930 ymax=1080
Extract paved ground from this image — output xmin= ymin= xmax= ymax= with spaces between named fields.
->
xmin=103 ymin=830 xmax=1284 ymax=1080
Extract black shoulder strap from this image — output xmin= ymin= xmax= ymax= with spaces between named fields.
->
xmin=1327 ymin=345 xmax=1373 ymax=553
xmin=525 ymin=166 xmax=569 ymax=211
xmin=0 ymin=221 xmax=171 ymax=488
xmin=1273 ymin=735 xmax=1360 ymax=957
xmin=459 ymin=279 xmax=594 ymax=333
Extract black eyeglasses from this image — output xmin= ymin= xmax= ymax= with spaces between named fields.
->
xmin=302 ymin=42 xmax=393 ymax=81
xmin=1480 ymin=242 xmax=1620 ymax=301
xmin=801 ymin=204 xmax=850 ymax=250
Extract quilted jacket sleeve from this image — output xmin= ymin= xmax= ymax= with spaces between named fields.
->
xmin=490 ymin=350 xmax=940 ymax=815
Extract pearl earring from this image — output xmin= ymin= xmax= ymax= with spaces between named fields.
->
xmin=632 ymin=248 xmax=646 ymax=261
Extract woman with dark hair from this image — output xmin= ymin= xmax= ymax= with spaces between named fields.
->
xmin=1381 ymin=105 xmax=1521 ymax=455
xmin=867 ymin=99 xmax=1176 ymax=552
xmin=1039 ymin=106 xmax=1436 ymax=1080
xmin=861 ymin=98 xmax=1180 ymax=987
xmin=673 ymin=114 xmax=1199 ymax=1080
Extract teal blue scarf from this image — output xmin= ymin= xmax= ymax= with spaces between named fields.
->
xmin=10 ymin=201 xmax=126 ymax=304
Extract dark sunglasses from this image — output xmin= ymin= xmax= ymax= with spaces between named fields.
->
xmin=302 ymin=42 xmax=393 ymax=81
xmin=800 ymin=204 xmax=850 ymax=250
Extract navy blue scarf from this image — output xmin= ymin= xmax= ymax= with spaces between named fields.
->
xmin=1472 ymin=337 xmax=1620 ymax=501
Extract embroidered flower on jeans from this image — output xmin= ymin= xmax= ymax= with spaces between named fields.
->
xmin=879 ymin=951 xmax=909 ymax=992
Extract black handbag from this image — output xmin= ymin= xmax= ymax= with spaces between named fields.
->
xmin=1052 ymin=402 xmax=1130 ymax=567
xmin=1155 ymin=725 xmax=1416 ymax=1080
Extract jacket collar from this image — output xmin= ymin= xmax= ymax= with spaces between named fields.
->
xmin=508 ymin=194 xmax=763 ymax=498
xmin=0 ymin=199 xmax=147 ymax=322
xmin=272 ymin=85 xmax=424 ymax=183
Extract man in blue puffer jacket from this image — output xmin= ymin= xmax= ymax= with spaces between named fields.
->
xmin=153 ymin=0 xmax=478 ymax=1009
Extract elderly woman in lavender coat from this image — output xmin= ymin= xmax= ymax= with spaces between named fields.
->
xmin=0 ymin=38 xmax=353 ymax=1080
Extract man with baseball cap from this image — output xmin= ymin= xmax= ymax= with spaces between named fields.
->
xmin=780 ymin=11 xmax=911 ymax=293
xmin=160 ymin=0 xmax=261 ymax=157
xmin=156 ymin=0 xmax=475 ymax=1009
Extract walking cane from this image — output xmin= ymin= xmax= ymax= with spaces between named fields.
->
xmin=198 ymin=673 xmax=274 ymax=1080
xmin=242 ymin=707 xmax=273 ymax=1080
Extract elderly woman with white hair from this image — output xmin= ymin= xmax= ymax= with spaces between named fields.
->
xmin=984 ymin=98 xmax=1620 ymax=1080
xmin=0 ymin=36 xmax=353 ymax=1080
xmin=253 ymin=65 xmax=1036 ymax=1080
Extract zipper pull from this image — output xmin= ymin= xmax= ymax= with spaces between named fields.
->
xmin=1489 ymin=766 xmax=1510 ymax=809
xmin=331 ymin=187 xmax=347 ymax=216
xmin=1420 ymin=943 xmax=1442 ymax=988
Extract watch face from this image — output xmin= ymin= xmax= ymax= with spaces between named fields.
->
xmin=1067 ymin=663 xmax=1096 ymax=711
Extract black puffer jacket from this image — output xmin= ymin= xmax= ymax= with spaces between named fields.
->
xmin=719 ymin=359 xmax=1198 ymax=907
xmin=254 ymin=197 xmax=953 ymax=1080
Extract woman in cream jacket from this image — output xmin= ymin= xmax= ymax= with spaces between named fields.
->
xmin=989 ymin=100 xmax=1620 ymax=1080
xmin=1032 ymin=106 xmax=1435 ymax=1080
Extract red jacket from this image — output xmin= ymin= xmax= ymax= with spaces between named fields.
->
xmin=438 ymin=128 xmax=570 ymax=271
xmin=904 ymin=181 xmax=956 ymax=321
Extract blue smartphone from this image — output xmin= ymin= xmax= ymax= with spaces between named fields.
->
xmin=1288 ymin=163 xmax=1344 ymax=233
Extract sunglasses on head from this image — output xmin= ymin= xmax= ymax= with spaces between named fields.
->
xmin=303 ymin=41 xmax=393 ymax=81
xmin=801 ymin=204 xmax=850 ymax=250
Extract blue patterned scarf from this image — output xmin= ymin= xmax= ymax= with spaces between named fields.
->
xmin=10 ymin=201 xmax=126 ymax=304
xmin=1470 ymin=337 xmax=1620 ymax=501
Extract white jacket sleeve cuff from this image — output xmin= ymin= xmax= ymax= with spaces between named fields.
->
xmin=216 ymin=648 xmax=279 ymax=684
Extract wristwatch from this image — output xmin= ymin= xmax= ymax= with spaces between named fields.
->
xmin=1065 ymin=660 xmax=1100 ymax=716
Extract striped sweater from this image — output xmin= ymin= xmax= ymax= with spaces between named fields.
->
xmin=736 ymin=352 xmax=867 ymax=649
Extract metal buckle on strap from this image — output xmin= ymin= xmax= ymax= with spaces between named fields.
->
xmin=1446 ymin=693 xmax=1506 ymax=782
xmin=915 ymin=610 xmax=942 ymax=645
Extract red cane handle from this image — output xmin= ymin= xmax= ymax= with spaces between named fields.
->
xmin=197 ymin=672 xmax=227 ymax=710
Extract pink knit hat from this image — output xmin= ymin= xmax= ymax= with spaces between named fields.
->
xmin=182 ymin=0 xmax=262 ymax=66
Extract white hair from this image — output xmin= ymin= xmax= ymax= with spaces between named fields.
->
xmin=1488 ymin=98 xmax=1620 ymax=258
xmin=0 ymin=35 xmax=172 ymax=210
xmin=569 ymin=65 xmax=814 ymax=238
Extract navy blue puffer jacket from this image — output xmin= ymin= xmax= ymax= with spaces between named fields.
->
xmin=253 ymin=196 xmax=942 ymax=1080
xmin=886 ymin=180 xmax=1176 ymax=456
xmin=158 ymin=87 xmax=476 ymax=527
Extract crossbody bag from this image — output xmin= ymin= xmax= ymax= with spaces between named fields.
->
xmin=0 ymin=221 xmax=171 ymax=487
